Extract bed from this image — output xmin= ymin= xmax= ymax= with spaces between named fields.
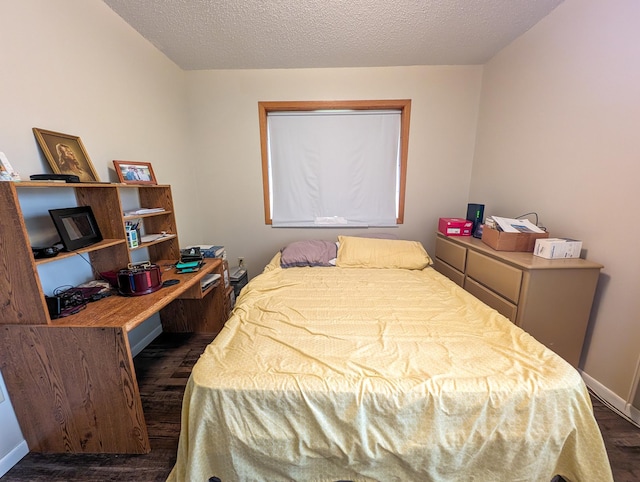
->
xmin=168 ymin=236 xmax=612 ymax=482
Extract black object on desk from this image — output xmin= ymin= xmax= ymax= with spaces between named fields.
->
xmin=30 ymin=173 xmax=80 ymax=183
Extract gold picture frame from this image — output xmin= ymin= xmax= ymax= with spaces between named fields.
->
xmin=33 ymin=128 xmax=99 ymax=182
xmin=113 ymin=160 xmax=158 ymax=185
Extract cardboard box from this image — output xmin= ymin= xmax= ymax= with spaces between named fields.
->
xmin=438 ymin=217 xmax=473 ymax=236
xmin=533 ymin=238 xmax=582 ymax=259
xmin=481 ymin=226 xmax=549 ymax=252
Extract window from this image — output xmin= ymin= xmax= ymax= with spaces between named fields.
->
xmin=258 ymin=100 xmax=411 ymax=227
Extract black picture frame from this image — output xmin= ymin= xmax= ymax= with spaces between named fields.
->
xmin=49 ymin=206 xmax=103 ymax=251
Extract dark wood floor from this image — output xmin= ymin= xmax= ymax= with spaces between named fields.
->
xmin=3 ymin=333 xmax=639 ymax=481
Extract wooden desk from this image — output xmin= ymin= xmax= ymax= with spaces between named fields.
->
xmin=0 ymin=259 xmax=223 ymax=454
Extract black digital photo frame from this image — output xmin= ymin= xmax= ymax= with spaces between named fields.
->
xmin=49 ymin=206 xmax=103 ymax=251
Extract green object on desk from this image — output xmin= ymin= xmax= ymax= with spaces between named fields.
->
xmin=176 ymin=261 xmax=200 ymax=269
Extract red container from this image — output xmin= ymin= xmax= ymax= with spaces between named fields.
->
xmin=117 ymin=264 xmax=162 ymax=296
xmin=438 ymin=217 xmax=473 ymax=236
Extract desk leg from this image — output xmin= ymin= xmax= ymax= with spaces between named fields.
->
xmin=0 ymin=325 xmax=150 ymax=454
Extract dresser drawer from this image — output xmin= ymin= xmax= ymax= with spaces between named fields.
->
xmin=435 ymin=236 xmax=467 ymax=273
xmin=433 ymin=258 xmax=465 ymax=287
xmin=464 ymin=277 xmax=518 ymax=322
xmin=466 ymin=250 xmax=522 ymax=303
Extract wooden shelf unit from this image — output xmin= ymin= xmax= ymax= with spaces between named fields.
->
xmin=433 ymin=232 xmax=603 ymax=367
xmin=0 ymin=181 xmax=228 ymax=454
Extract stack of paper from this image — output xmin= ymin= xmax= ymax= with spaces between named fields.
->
xmin=124 ymin=207 xmax=166 ymax=216
xmin=490 ymin=216 xmax=545 ymax=233
xmin=200 ymin=273 xmax=221 ymax=291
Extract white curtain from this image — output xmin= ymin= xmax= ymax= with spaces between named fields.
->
xmin=268 ymin=110 xmax=401 ymax=227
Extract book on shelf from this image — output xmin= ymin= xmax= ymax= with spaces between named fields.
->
xmin=140 ymin=233 xmax=175 ymax=243
xmin=200 ymin=273 xmax=221 ymax=291
xmin=186 ymin=244 xmax=226 ymax=259
xmin=124 ymin=207 xmax=166 ymax=216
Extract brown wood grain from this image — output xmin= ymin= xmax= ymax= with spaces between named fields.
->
xmin=75 ymin=187 xmax=125 ymax=239
xmin=224 ymin=285 xmax=234 ymax=316
xmin=32 ymin=239 xmax=126 ymax=266
xmin=0 ymin=325 xmax=149 ymax=453
xmin=135 ymin=186 xmax=179 ymax=260
xmin=50 ymin=259 xmax=222 ymax=332
xmin=88 ymin=241 xmax=130 ymax=275
xmin=161 ymin=289 xmax=225 ymax=334
xmin=162 ymin=259 xmax=228 ymax=333
xmin=0 ymin=182 xmax=230 ymax=456
xmin=147 ymin=236 xmax=180 ymax=262
xmin=0 ymin=183 xmax=50 ymax=325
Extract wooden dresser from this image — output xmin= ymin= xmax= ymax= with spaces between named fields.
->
xmin=433 ymin=233 xmax=603 ymax=367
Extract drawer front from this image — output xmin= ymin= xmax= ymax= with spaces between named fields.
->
xmin=466 ymin=250 xmax=522 ymax=303
xmin=464 ymin=277 xmax=518 ymax=322
xmin=435 ymin=236 xmax=467 ymax=273
xmin=433 ymin=258 xmax=465 ymax=287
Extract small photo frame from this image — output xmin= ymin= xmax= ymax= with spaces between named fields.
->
xmin=0 ymin=152 xmax=21 ymax=181
xmin=32 ymin=128 xmax=99 ymax=182
xmin=113 ymin=160 xmax=157 ymax=185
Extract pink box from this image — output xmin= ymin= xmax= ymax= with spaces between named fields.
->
xmin=438 ymin=217 xmax=473 ymax=236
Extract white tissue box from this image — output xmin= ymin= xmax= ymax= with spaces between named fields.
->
xmin=533 ymin=238 xmax=582 ymax=259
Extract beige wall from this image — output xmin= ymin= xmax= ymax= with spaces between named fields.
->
xmin=0 ymin=0 xmax=195 ymax=236
xmin=470 ymin=0 xmax=640 ymax=407
xmin=186 ymin=66 xmax=483 ymax=275
xmin=0 ymin=0 xmax=189 ymax=469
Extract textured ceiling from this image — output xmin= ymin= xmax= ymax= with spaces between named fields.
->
xmin=103 ymin=0 xmax=564 ymax=71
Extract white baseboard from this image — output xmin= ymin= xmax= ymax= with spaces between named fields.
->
xmin=129 ymin=323 xmax=163 ymax=357
xmin=582 ymin=371 xmax=640 ymax=427
xmin=0 ymin=440 xmax=28 ymax=478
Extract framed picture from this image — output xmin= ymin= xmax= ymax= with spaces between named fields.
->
xmin=113 ymin=160 xmax=157 ymax=185
xmin=32 ymin=128 xmax=99 ymax=182
xmin=0 ymin=152 xmax=21 ymax=181
xmin=48 ymin=206 xmax=103 ymax=251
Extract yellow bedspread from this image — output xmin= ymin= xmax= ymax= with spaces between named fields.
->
xmin=168 ymin=257 xmax=612 ymax=482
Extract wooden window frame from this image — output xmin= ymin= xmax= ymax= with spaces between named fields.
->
xmin=258 ymin=99 xmax=411 ymax=225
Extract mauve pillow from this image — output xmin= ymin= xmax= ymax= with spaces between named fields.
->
xmin=280 ymin=240 xmax=338 ymax=268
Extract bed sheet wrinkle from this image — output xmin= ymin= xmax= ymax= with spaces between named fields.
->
xmin=168 ymin=262 xmax=613 ymax=482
